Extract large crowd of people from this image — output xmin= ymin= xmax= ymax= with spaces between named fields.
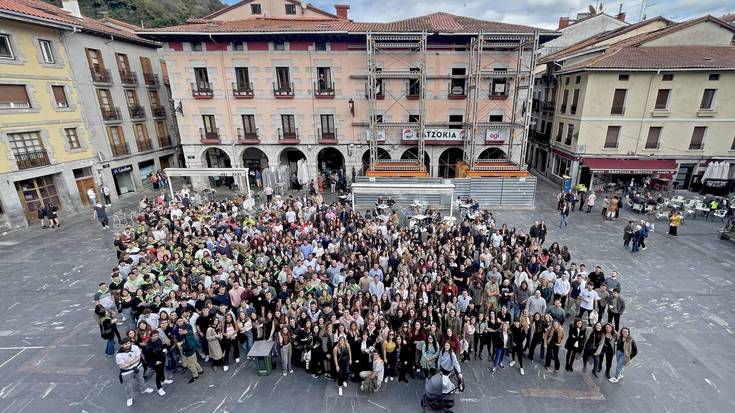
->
xmin=94 ymin=187 xmax=638 ymax=408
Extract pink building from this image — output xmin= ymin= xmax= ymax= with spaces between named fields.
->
xmin=139 ymin=0 xmax=557 ymax=185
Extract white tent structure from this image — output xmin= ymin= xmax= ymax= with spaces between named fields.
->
xmin=163 ymin=168 xmax=251 ymax=200
xmin=351 ymin=181 xmax=456 ymax=216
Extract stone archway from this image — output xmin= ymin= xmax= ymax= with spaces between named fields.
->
xmin=317 ymin=147 xmax=345 ymax=174
xmin=478 ymin=147 xmax=507 ymax=160
xmin=279 ymin=147 xmax=307 ymax=190
xmin=201 ymin=147 xmax=231 ymax=168
xmin=361 ymin=148 xmax=391 ymax=172
xmin=438 ymin=147 xmax=464 ymax=178
xmin=401 ymin=147 xmax=431 ymax=172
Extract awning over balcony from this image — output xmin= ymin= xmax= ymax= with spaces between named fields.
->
xmin=582 ymin=158 xmax=678 ymax=174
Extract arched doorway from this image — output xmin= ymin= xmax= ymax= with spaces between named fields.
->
xmin=202 ymin=148 xmax=231 ymax=168
xmin=438 ymin=148 xmax=464 ymax=178
xmin=361 ymin=148 xmax=391 ymax=172
xmin=317 ymin=147 xmax=345 ymax=174
xmin=478 ymin=148 xmax=506 ymax=160
xmin=401 ymin=147 xmax=430 ymax=172
xmin=279 ymin=148 xmax=307 ymax=190
xmin=242 ymin=147 xmax=268 ymax=188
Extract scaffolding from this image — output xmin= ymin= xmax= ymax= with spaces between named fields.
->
xmin=366 ymin=33 xmax=428 ymax=176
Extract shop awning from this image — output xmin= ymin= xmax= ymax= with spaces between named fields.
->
xmin=582 ymin=158 xmax=678 ymax=174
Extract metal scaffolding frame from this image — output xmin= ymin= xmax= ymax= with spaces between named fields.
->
xmin=367 ymin=33 xmax=427 ymax=172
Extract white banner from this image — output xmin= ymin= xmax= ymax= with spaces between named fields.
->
xmin=364 ymin=129 xmax=386 ymax=142
xmin=485 ymin=129 xmax=509 ymax=144
xmin=402 ymin=128 xmax=465 ymax=142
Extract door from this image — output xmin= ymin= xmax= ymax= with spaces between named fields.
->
xmin=14 ymin=175 xmax=62 ymax=221
xmin=160 ymin=156 xmax=171 ymax=170
xmin=76 ymin=177 xmax=97 ymax=207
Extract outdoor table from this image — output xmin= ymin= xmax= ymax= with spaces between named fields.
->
xmin=247 ymin=340 xmax=275 ymax=376
xmin=412 ymin=214 xmax=428 ymax=221
xmin=442 ymin=216 xmax=457 ymax=224
xmin=376 ymin=204 xmax=389 ymax=210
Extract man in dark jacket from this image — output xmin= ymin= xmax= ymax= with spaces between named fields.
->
xmin=144 ymin=330 xmax=173 ymax=395
xmin=564 ymin=318 xmax=586 ymax=372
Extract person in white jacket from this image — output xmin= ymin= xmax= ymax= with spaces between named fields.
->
xmin=553 ymin=273 xmax=571 ymax=308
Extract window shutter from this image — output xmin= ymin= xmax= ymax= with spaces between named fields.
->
xmin=0 ymin=84 xmax=30 ymax=103
xmin=52 ymin=86 xmax=67 ymax=106
xmin=604 ymin=126 xmax=620 ymax=148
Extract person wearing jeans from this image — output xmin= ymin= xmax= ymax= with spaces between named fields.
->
xmin=559 ymin=203 xmax=569 ymax=228
xmin=610 ymin=327 xmax=637 ymax=383
xmin=277 ymin=326 xmax=293 ymax=375
xmin=237 ymin=312 xmax=254 ymax=354
xmin=491 ymin=322 xmax=511 ymax=372
xmin=544 ymin=320 xmax=565 ymax=372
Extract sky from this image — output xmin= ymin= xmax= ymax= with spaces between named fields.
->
xmin=225 ymin=0 xmax=734 ymax=29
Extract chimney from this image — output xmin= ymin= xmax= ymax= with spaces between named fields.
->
xmin=616 ymin=12 xmax=626 ymax=21
xmin=61 ymin=0 xmax=83 ymax=18
xmin=558 ymin=17 xmax=571 ymax=29
xmin=334 ymin=4 xmax=350 ymax=20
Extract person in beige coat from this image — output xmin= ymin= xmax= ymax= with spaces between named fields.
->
xmin=543 ymin=320 xmax=565 ymax=372
xmin=206 ymin=318 xmax=224 ymax=370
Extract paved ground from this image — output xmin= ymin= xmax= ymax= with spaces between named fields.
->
xmin=0 ymin=180 xmax=733 ymax=413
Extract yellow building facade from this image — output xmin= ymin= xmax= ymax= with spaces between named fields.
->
xmin=0 ymin=16 xmax=97 ymax=228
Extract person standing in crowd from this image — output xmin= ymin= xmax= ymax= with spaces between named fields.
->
xmin=144 ymin=330 xmax=173 ymax=396
xmin=177 ymin=326 xmax=204 ymax=383
xmin=578 ymin=283 xmax=599 ymax=325
xmin=586 ymin=191 xmax=596 ymax=213
xmin=87 ymin=188 xmax=97 ymax=206
xmin=491 ymin=321 xmax=511 ymax=373
xmin=544 ymin=320 xmax=565 ymax=372
xmin=47 ymin=203 xmax=60 ymax=228
xmin=100 ymin=184 xmax=112 ymax=206
xmin=564 ymin=318 xmax=586 ymax=372
xmin=638 ymin=220 xmax=649 ymax=251
xmin=601 ymin=196 xmax=610 ymax=218
xmin=668 ymin=210 xmax=682 ymax=238
xmin=610 ymin=196 xmax=620 ymax=220
xmin=509 ymin=318 xmax=526 ymax=375
xmin=582 ymin=322 xmax=604 ymax=376
xmin=610 ymin=327 xmax=637 ymax=383
xmin=559 ymin=202 xmax=569 ymax=228
xmin=623 ymin=221 xmax=635 ymax=249
xmin=94 ymin=201 xmax=109 ymax=229
xmin=115 ymin=338 xmax=154 ymax=407
xmin=333 ymin=335 xmax=351 ymax=395
xmin=607 ymin=289 xmax=626 ymax=331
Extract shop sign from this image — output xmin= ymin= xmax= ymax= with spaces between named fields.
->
xmin=111 ymin=165 xmax=132 ymax=175
xmin=401 ymin=128 xmax=465 ymax=142
xmin=598 ymin=169 xmax=656 ymax=174
xmin=485 ymin=129 xmax=508 ymax=144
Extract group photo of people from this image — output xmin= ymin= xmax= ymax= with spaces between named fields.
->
xmin=93 ymin=187 xmax=638 ymax=408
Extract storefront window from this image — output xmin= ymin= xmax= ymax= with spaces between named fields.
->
xmin=14 ymin=175 xmax=61 ymax=219
xmin=553 ymin=156 xmax=570 ymax=177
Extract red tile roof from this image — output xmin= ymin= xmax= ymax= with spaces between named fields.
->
xmin=0 ymin=0 xmax=157 ymax=46
xmin=721 ymin=13 xmax=735 ymax=25
xmin=559 ymin=46 xmax=735 ymax=72
xmin=204 ymin=0 xmax=343 ymax=20
xmin=139 ymin=11 xmax=553 ymax=35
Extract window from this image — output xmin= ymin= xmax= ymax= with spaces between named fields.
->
xmin=408 ymin=114 xmax=420 ymax=123
xmin=489 ymin=113 xmax=503 ymax=122
xmin=709 ymin=73 xmax=720 ymax=81
xmin=618 ymin=74 xmax=629 ymax=81
xmin=275 ymin=67 xmax=290 ymax=90
xmin=202 ymin=115 xmax=217 ymax=133
xmin=194 ymin=67 xmax=210 ymax=88
xmin=0 ymin=34 xmax=14 ymax=59
xmin=232 ymin=42 xmax=244 ymax=51
xmin=490 ymin=70 xmax=507 ymax=97
xmin=654 ymin=89 xmax=670 ymax=110
xmin=316 ymin=67 xmax=332 ymax=92
xmin=0 ymin=84 xmax=31 ymax=109
xmin=700 ymin=89 xmax=716 ymax=110
xmin=645 ymin=127 xmax=661 ymax=150
xmin=662 ymin=74 xmax=674 ymax=81
xmin=689 ymin=127 xmax=706 ymax=150
xmin=97 ymin=89 xmax=114 ymax=111
xmin=611 ymin=89 xmax=626 ymax=115
xmin=565 ymin=124 xmax=574 ymax=146
xmin=156 ymin=121 xmax=169 ymax=139
xmin=116 ymin=53 xmax=132 ymax=77
xmin=450 ymin=68 xmax=466 ymax=95
xmin=575 ymin=76 xmax=581 ymax=84
xmin=554 ymin=156 xmax=570 ymax=177
xmin=65 ymin=128 xmax=81 ymax=149
xmin=107 ymin=126 xmax=128 ymax=156
xmin=731 ymin=136 xmax=735 ymax=151
xmin=408 ymin=67 xmax=420 ymax=96
xmin=235 ymin=67 xmax=250 ymax=89
xmin=281 ymin=114 xmax=296 ymax=136
xmin=315 ymin=42 xmax=327 ymax=51
xmin=148 ymin=90 xmax=161 ymax=106
xmin=320 ymin=114 xmax=335 ymax=137
xmin=125 ymin=89 xmax=139 ymax=107
xmin=191 ymin=42 xmax=203 ymax=51
xmin=274 ymin=42 xmax=286 ymax=51
xmin=556 ymin=122 xmax=564 ymax=142
xmin=85 ymin=48 xmax=105 ymax=73
xmin=285 ymin=4 xmax=296 ymax=14
xmin=448 ymin=114 xmax=463 ymax=129
xmin=570 ymin=89 xmax=579 ymax=114
xmin=251 ymin=3 xmax=261 ymax=14
xmin=604 ymin=126 xmax=620 ymax=149
xmin=560 ymin=90 xmax=568 ymax=113
xmin=39 ymin=39 xmax=55 ymax=63
xmin=9 ymin=131 xmax=48 ymax=169
xmin=134 ymin=123 xmax=151 ymax=150
xmin=242 ymin=114 xmax=257 ymax=136
xmin=52 ymin=85 xmax=68 ymax=108
xmin=564 ymin=77 xmax=570 ymax=85
xmin=372 ymin=114 xmax=383 ymax=123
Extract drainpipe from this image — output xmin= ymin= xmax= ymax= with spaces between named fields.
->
xmin=633 ymin=70 xmax=657 ymax=156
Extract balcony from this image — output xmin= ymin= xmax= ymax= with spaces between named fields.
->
xmin=364 ymin=83 xmax=385 ymax=99
xmin=448 ymin=83 xmax=466 ymax=99
xmin=109 ymin=142 xmax=130 ymax=157
xmin=14 ymin=150 xmax=50 ymax=170
xmin=314 ymin=81 xmax=335 ymax=98
xmin=90 ymin=68 xmax=113 ymax=84
xmin=541 ymin=101 xmax=555 ymax=113
xmin=101 ymin=107 xmax=122 ymax=122
xmin=237 ymin=127 xmax=259 ymax=144
xmin=610 ymin=106 xmax=625 ymax=115
xmin=119 ymin=70 xmax=138 ymax=86
xmin=318 ymin=128 xmax=337 ymax=144
xmin=273 ymin=82 xmax=294 ymax=98
xmin=200 ymin=127 xmax=220 ymax=143
xmin=191 ymin=82 xmax=213 ymax=98
xmin=143 ymin=73 xmax=159 ymax=88
xmin=157 ymin=135 xmax=172 ymax=147
xmin=128 ymin=105 xmax=146 ymax=120
xmin=232 ymin=82 xmax=254 ymax=99
xmin=151 ymin=105 xmax=166 ymax=119
xmin=530 ymin=130 xmax=551 ymax=144
xmin=489 ymin=91 xmax=508 ymax=100
xmin=136 ymin=139 xmax=153 ymax=152
xmin=277 ymin=127 xmax=299 ymax=144
xmin=406 ymin=88 xmax=420 ymax=100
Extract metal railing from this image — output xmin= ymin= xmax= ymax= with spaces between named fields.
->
xmin=14 ymin=150 xmax=50 ymax=170
xmin=128 ymin=105 xmax=146 ymax=120
xmin=200 ymin=127 xmax=220 ymax=141
xmin=277 ymin=127 xmax=298 ymax=142
xmin=151 ymin=105 xmax=166 ymax=118
xmin=237 ymin=127 xmax=259 ymax=141
xmin=191 ymin=82 xmax=213 ymax=98
xmin=273 ymin=82 xmax=294 ymax=97
xmin=136 ymin=139 xmax=153 ymax=152
xmin=119 ymin=70 xmax=138 ymax=85
xmin=232 ymin=81 xmax=254 ymax=98
xmin=143 ymin=73 xmax=159 ymax=87
xmin=109 ymin=142 xmax=130 ymax=157
xmin=318 ymin=127 xmax=337 ymax=142
xmin=101 ymin=107 xmax=122 ymax=121
xmin=314 ymin=81 xmax=335 ymax=97
xmin=90 ymin=68 xmax=112 ymax=83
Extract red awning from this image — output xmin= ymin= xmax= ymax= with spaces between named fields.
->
xmin=582 ymin=158 xmax=678 ymax=174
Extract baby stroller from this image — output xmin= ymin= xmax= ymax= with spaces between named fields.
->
xmin=421 ymin=372 xmax=459 ymax=413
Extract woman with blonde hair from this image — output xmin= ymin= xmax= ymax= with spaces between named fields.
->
xmin=610 ymin=327 xmax=637 ymax=383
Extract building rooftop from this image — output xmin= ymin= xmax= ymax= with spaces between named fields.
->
xmin=558 ymin=46 xmax=735 ymax=73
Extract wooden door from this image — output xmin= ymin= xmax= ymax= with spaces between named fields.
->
xmin=76 ymin=177 xmax=97 ymax=207
xmin=160 ymin=156 xmax=170 ymax=170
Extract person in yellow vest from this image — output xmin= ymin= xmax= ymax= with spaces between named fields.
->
xmin=668 ymin=210 xmax=682 ymax=237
